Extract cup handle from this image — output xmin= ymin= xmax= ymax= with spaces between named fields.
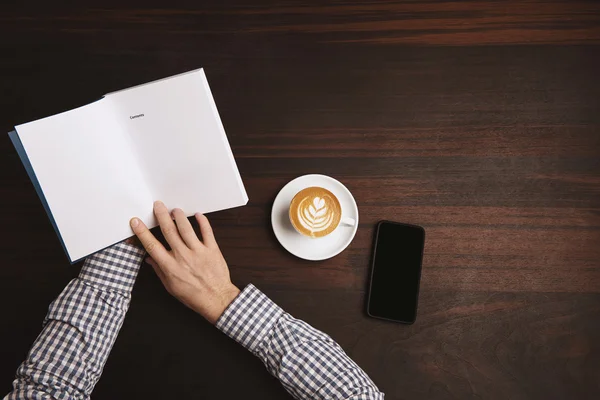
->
xmin=340 ymin=216 xmax=356 ymax=227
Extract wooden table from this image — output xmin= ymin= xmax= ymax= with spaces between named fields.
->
xmin=1 ymin=1 xmax=599 ymax=399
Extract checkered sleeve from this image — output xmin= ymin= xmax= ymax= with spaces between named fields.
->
xmin=217 ymin=284 xmax=384 ymax=399
xmin=4 ymin=242 xmax=145 ymax=400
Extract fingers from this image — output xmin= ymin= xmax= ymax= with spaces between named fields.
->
xmin=154 ymin=201 xmax=186 ymax=251
xmin=195 ymin=213 xmax=217 ymax=248
xmin=172 ymin=208 xmax=200 ymax=249
xmin=130 ymin=217 xmax=171 ymax=266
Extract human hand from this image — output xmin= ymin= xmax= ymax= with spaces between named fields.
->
xmin=129 ymin=201 xmax=240 ymax=324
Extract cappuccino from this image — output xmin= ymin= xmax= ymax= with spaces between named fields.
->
xmin=289 ymin=187 xmax=341 ymax=238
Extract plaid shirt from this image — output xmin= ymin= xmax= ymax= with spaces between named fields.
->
xmin=5 ymin=242 xmax=384 ymax=399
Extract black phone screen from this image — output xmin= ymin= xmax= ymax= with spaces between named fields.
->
xmin=367 ymin=221 xmax=425 ymax=323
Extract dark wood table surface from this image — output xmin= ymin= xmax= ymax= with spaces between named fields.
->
xmin=1 ymin=1 xmax=599 ymax=399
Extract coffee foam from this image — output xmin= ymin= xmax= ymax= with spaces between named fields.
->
xmin=289 ymin=187 xmax=341 ymax=238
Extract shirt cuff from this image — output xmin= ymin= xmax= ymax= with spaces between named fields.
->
xmin=79 ymin=241 xmax=146 ymax=293
xmin=216 ymin=284 xmax=284 ymax=354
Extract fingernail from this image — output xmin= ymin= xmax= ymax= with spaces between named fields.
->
xmin=130 ymin=218 xmax=139 ymax=227
xmin=154 ymin=200 xmax=163 ymax=208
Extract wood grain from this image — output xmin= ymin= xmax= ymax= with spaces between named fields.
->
xmin=1 ymin=1 xmax=599 ymax=399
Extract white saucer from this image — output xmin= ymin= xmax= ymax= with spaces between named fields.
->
xmin=271 ymin=174 xmax=359 ymax=261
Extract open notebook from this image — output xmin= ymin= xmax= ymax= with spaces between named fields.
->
xmin=9 ymin=69 xmax=248 ymax=263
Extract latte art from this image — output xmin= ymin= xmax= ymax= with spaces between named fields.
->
xmin=289 ymin=187 xmax=341 ymax=238
xmin=297 ymin=196 xmax=335 ymax=233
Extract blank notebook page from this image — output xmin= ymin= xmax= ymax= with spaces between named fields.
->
xmin=15 ymin=100 xmax=154 ymax=261
xmin=106 ymin=69 xmax=248 ymax=215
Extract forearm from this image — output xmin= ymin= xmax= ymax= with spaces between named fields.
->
xmin=217 ymin=285 xmax=384 ymax=400
xmin=5 ymin=242 xmax=145 ymax=400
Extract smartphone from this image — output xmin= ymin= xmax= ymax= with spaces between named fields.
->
xmin=366 ymin=221 xmax=425 ymax=324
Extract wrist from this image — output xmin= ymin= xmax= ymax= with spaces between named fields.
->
xmin=215 ymin=285 xmax=285 ymax=353
xmin=205 ymin=284 xmax=240 ymax=325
